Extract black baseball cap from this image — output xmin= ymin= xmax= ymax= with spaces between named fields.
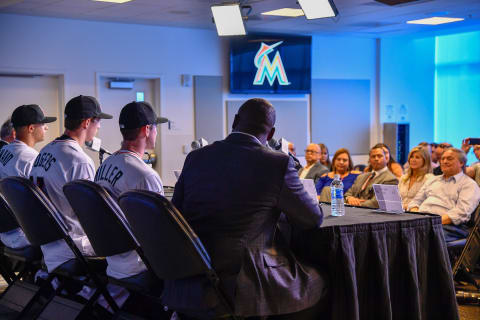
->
xmin=11 ymin=104 xmax=57 ymax=127
xmin=119 ymin=102 xmax=168 ymax=130
xmin=64 ymin=95 xmax=112 ymax=120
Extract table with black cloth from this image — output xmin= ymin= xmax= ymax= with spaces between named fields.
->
xmin=291 ymin=204 xmax=459 ymax=320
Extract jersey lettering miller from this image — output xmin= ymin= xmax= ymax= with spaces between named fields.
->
xmin=94 ymin=163 xmax=123 ymax=188
xmin=253 ymin=41 xmax=290 ymax=86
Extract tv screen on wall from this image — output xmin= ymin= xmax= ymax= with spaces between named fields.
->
xmin=230 ymin=34 xmax=312 ymax=94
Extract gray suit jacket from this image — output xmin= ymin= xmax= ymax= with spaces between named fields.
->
xmin=298 ymin=162 xmax=328 ymax=184
xmin=344 ymin=169 xmax=398 ymax=208
xmin=167 ymin=133 xmax=327 ymax=317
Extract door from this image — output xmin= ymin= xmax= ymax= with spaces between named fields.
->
xmin=96 ymin=77 xmax=159 ymax=171
xmin=0 ymin=75 xmax=62 ymax=150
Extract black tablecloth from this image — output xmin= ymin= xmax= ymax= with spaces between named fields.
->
xmin=291 ymin=204 xmax=459 ymax=320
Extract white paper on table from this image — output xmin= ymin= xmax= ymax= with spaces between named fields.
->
xmin=300 ymin=179 xmax=318 ymax=204
xmin=372 ymin=184 xmax=404 ymax=214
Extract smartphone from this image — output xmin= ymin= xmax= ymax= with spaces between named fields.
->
xmin=467 ymin=138 xmax=480 ymax=145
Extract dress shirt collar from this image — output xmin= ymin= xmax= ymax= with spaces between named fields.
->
xmin=442 ymin=171 xmax=464 ymax=183
xmin=229 ymin=131 xmax=263 ymax=146
xmin=374 ymin=166 xmax=389 ymax=176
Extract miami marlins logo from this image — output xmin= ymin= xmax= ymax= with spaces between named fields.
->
xmin=253 ymin=41 xmax=290 ymax=86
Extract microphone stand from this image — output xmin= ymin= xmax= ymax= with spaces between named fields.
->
xmin=99 ymin=149 xmax=106 ymax=165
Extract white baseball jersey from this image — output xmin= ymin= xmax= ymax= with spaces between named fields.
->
xmin=30 ymin=135 xmax=95 ymax=272
xmin=95 ymin=149 xmax=164 ymax=279
xmin=0 ymin=140 xmax=35 ymax=248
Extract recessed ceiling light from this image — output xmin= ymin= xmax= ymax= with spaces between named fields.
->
xmin=407 ymin=17 xmax=464 ymax=25
xmin=92 ymin=0 xmax=133 ymax=3
xmin=211 ymin=4 xmax=246 ymax=36
xmin=298 ymin=0 xmax=338 ymax=19
xmin=262 ymin=8 xmax=305 ymax=18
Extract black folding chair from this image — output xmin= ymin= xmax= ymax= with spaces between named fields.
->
xmin=118 ymin=190 xmax=238 ymax=319
xmin=0 ymin=176 xmax=119 ymax=319
xmin=0 ymin=194 xmax=42 ymax=285
xmin=452 ymin=204 xmax=480 ymax=291
xmin=63 ymin=180 xmax=163 ymax=296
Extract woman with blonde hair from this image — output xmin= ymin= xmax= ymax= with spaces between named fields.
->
xmin=316 ymin=148 xmax=361 ymax=202
xmin=399 ymin=146 xmax=433 ymax=210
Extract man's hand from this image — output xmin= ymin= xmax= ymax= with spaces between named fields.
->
xmin=462 ymin=139 xmax=472 ymax=154
xmin=441 ymin=214 xmax=452 ymax=225
xmin=346 ymin=196 xmax=365 ymax=206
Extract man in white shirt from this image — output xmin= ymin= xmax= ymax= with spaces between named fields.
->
xmin=0 ymin=104 xmax=56 ymax=249
xmin=30 ymin=95 xmax=112 ymax=273
xmin=408 ymin=148 xmax=480 ymax=242
xmin=298 ymin=143 xmax=328 ymax=184
xmin=95 ymin=101 xmax=166 ymax=280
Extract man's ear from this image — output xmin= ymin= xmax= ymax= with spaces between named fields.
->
xmin=267 ymin=127 xmax=275 ymax=141
xmin=82 ymin=118 xmax=91 ymax=129
xmin=27 ymin=124 xmax=35 ymax=134
xmin=140 ymin=125 xmax=149 ymax=138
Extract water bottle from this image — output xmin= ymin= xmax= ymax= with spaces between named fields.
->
xmin=331 ymin=174 xmax=345 ymax=216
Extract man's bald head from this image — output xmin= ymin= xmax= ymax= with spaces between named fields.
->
xmin=232 ymin=98 xmax=276 ymax=143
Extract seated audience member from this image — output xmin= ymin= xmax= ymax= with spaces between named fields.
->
xmin=30 ymin=95 xmax=112 ymax=273
xmin=353 ymin=164 xmax=366 ymax=172
xmin=432 ymin=142 xmax=453 ymax=175
xmin=169 ymin=98 xmax=327 ymax=319
xmin=0 ymin=118 xmax=15 ymax=149
xmin=461 ymin=138 xmax=480 ymax=166
xmin=318 ymin=143 xmax=331 ymax=169
xmin=365 ymin=143 xmax=403 ymax=178
xmin=95 ymin=102 xmax=165 ymax=280
xmin=298 ymin=143 xmax=328 ymax=184
xmin=408 ymin=148 xmax=480 ymax=242
xmin=316 ymin=148 xmax=361 ymax=202
xmin=430 ymin=143 xmax=439 ymax=168
xmin=0 ymin=105 xmax=56 ymax=249
xmin=345 ymin=146 xmax=398 ymax=208
xmin=465 ymin=146 xmax=480 ymax=187
xmin=402 ymin=142 xmax=434 ymax=173
xmin=288 ymin=142 xmax=296 ymax=156
xmin=398 ymin=146 xmax=433 ymax=210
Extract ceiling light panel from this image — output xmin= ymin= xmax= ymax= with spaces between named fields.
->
xmin=407 ymin=17 xmax=464 ymax=25
xmin=262 ymin=8 xmax=305 ymax=18
xmin=298 ymin=0 xmax=338 ymax=19
xmin=211 ymin=4 xmax=246 ymax=36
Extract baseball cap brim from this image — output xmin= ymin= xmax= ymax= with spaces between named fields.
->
xmin=39 ymin=116 xmax=57 ymax=124
xmin=97 ymin=112 xmax=113 ymax=119
xmin=155 ymin=117 xmax=169 ymax=124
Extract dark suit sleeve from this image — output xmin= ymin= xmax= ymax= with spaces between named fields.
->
xmin=278 ymin=157 xmax=323 ymax=229
xmin=172 ymin=154 xmax=191 ymax=211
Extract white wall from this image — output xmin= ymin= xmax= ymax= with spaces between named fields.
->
xmin=0 ymin=14 xmax=223 ymax=186
xmin=380 ymin=36 xmax=436 ymax=148
xmin=0 ymin=14 xmax=380 ymax=184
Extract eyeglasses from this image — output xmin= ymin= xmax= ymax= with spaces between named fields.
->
xmin=304 ymin=150 xmax=319 ymax=154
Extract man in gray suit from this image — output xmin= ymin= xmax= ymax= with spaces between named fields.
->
xmin=298 ymin=143 xmax=328 ymax=184
xmin=169 ymin=98 xmax=328 ymax=319
xmin=345 ymin=146 xmax=398 ymax=208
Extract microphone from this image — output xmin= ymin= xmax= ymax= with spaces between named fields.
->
xmin=268 ymin=137 xmax=302 ymax=170
xmin=85 ymin=137 xmax=112 ymax=155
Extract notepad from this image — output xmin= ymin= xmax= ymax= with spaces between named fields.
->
xmin=372 ymin=184 xmax=404 ymax=214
